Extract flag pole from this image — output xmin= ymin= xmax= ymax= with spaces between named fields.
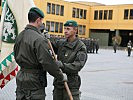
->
xmin=0 ymin=1 xmax=7 ymax=57
xmin=47 ymin=39 xmax=73 ymax=100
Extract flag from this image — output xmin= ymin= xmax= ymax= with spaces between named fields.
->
xmin=0 ymin=0 xmax=35 ymax=89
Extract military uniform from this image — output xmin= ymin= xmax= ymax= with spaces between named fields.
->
xmin=113 ymin=40 xmax=118 ymax=53
xmin=127 ymin=41 xmax=132 ymax=57
xmin=95 ymin=39 xmax=99 ymax=54
xmin=14 ymin=23 xmax=63 ymax=99
xmin=52 ymin=38 xmax=87 ymax=100
xmin=51 ymin=20 xmax=87 ymax=100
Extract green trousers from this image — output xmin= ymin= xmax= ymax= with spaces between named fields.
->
xmin=16 ymin=88 xmax=45 ymax=100
xmin=53 ymin=87 xmax=81 ymax=100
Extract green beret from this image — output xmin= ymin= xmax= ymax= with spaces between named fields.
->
xmin=29 ymin=7 xmax=44 ymax=18
xmin=64 ymin=20 xmax=78 ymax=27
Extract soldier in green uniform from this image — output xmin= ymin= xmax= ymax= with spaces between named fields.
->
xmin=51 ymin=20 xmax=88 ymax=100
xmin=14 ymin=7 xmax=67 ymax=100
xmin=127 ymin=40 xmax=132 ymax=57
xmin=112 ymin=37 xmax=118 ymax=53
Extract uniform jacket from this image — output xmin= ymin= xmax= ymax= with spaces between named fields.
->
xmin=14 ymin=25 xmax=63 ymax=90
xmin=52 ymin=38 xmax=87 ymax=89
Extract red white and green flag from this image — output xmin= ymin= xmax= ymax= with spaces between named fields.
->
xmin=0 ymin=0 xmax=35 ymax=89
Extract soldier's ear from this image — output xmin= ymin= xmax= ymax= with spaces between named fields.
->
xmin=73 ymin=27 xmax=78 ymax=34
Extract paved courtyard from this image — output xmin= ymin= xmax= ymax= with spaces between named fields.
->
xmin=0 ymin=49 xmax=133 ymax=100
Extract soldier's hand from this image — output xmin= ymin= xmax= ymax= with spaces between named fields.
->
xmin=56 ymin=60 xmax=64 ymax=70
xmin=62 ymin=73 xmax=67 ymax=82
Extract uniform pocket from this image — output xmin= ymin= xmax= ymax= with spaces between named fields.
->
xmin=68 ymin=75 xmax=81 ymax=88
xmin=30 ymin=89 xmax=46 ymax=100
xmin=71 ymin=89 xmax=81 ymax=100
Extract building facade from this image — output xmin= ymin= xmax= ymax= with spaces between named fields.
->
xmin=90 ymin=4 xmax=133 ymax=46
xmin=0 ymin=0 xmax=133 ymax=46
xmin=34 ymin=0 xmax=90 ymax=38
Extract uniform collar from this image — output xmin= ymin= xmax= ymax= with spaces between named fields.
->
xmin=25 ymin=24 xmax=41 ymax=34
xmin=64 ymin=38 xmax=79 ymax=49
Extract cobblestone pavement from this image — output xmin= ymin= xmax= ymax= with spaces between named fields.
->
xmin=0 ymin=49 xmax=133 ymax=100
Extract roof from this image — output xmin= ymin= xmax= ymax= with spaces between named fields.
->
xmin=68 ymin=1 xmax=105 ymax=6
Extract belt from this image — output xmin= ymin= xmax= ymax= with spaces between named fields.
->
xmin=67 ymin=73 xmax=78 ymax=76
xmin=20 ymin=68 xmax=41 ymax=73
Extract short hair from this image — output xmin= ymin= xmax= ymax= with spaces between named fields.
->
xmin=28 ymin=11 xmax=40 ymax=23
xmin=73 ymin=27 xmax=78 ymax=37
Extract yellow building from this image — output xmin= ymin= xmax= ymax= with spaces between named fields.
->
xmin=34 ymin=0 xmax=133 ymax=46
xmin=90 ymin=4 xmax=133 ymax=46
xmin=34 ymin=0 xmax=90 ymax=38
xmin=0 ymin=0 xmax=133 ymax=46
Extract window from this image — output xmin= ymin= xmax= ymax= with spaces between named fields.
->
xmin=94 ymin=10 xmax=98 ymax=20
xmin=0 ymin=0 xmax=1 ymax=6
xmin=124 ymin=9 xmax=133 ymax=20
xmin=80 ymin=9 xmax=83 ymax=19
xmin=95 ymin=10 xmax=113 ymax=20
xmin=59 ymin=23 xmax=63 ymax=33
xmin=46 ymin=21 xmax=50 ymax=31
xmin=50 ymin=22 xmax=55 ymax=32
xmin=55 ymin=22 xmax=59 ymax=33
xmin=78 ymin=25 xmax=86 ymax=35
xmin=72 ymin=7 xmax=87 ymax=19
xmin=78 ymin=25 xmax=82 ymax=35
xmin=47 ymin=3 xmax=51 ymax=14
xmin=46 ymin=21 xmax=63 ymax=33
xmin=48 ymin=3 xmax=64 ymax=16
xmin=56 ymin=5 xmax=60 ymax=15
xmin=104 ymin=10 xmax=108 ymax=20
xmin=99 ymin=10 xmax=103 ymax=20
xmin=76 ymin=8 xmax=79 ymax=18
xmin=83 ymin=10 xmax=87 ymax=19
xmin=60 ymin=5 xmax=64 ymax=16
xmin=52 ymin=4 xmax=55 ymax=14
xmin=124 ymin=9 xmax=129 ymax=19
xmin=108 ymin=10 xmax=113 ymax=20
xmin=72 ymin=8 xmax=76 ymax=18
xmin=83 ymin=25 xmax=86 ymax=35
xmin=130 ymin=9 xmax=133 ymax=19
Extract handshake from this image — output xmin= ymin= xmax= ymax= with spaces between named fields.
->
xmin=56 ymin=61 xmax=67 ymax=82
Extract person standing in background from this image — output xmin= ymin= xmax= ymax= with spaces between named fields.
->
xmin=127 ymin=40 xmax=132 ymax=57
xmin=95 ymin=39 xmax=99 ymax=54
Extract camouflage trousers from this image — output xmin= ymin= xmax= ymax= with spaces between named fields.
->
xmin=53 ymin=87 xmax=81 ymax=100
xmin=16 ymin=88 xmax=45 ymax=100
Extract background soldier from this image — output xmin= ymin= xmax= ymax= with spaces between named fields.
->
xmin=113 ymin=39 xmax=118 ymax=53
xmin=14 ymin=7 xmax=67 ymax=100
xmin=127 ymin=40 xmax=132 ymax=57
xmin=89 ymin=38 xmax=93 ymax=53
xmin=86 ymin=38 xmax=91 ymax=53
xmin=92 ymin=38 xmax=96 ymax=53
xmin=112 ymin=36 xmax=118 ymax=53
xmin=51 ymin=20 xmax=88 ymax=100
xmin=95 ymin=39 xmax=99 ymax=54
xmin=112 ymin=35 xmax=122 ymax=53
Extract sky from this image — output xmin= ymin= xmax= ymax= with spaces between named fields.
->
xmin=64 ymin=0 xmax=133 ymax=5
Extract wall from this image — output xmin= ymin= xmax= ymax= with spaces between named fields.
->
xmin=90 ymin=4 xmax=133 ymax=30
xmin=34 ymin=0 xmax=90 ymax=38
